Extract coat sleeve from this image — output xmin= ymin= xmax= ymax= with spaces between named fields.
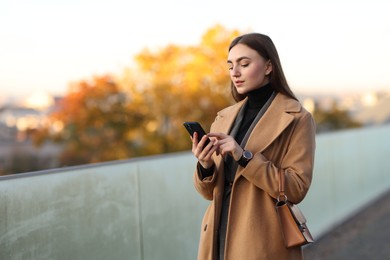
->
xmin=192 ymin=117 xmax=221 ymax=201
xmin=241 ymin=111 xmax=316 ymax=204
xmin=193 ymin=162 xmax=218 ymax=201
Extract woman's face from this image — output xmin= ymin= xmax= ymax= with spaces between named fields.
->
xmin=227 ymin=43 xmax=272 ymax=95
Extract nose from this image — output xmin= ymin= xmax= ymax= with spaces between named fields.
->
xmin=231 ymin=66 xmax=241 ymax=78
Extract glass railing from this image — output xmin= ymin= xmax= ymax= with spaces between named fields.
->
xmin=1 ymin=125 xmax=389 ymax=260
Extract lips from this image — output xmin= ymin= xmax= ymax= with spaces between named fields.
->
xmin=235 ymin=80 xmax=244 ymax=86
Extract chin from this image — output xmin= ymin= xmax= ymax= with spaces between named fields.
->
xmin=237 ymin=89 xmax=248 ymax=95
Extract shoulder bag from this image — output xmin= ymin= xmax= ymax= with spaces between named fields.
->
xmin=275 ymin=170 xmax=314 ymax=248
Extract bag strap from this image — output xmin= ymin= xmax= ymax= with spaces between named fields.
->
xmin=278 ymin=170 xmax=288 ymax=202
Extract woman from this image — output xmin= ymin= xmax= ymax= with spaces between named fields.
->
xmin=191 ymin=33 xmax=316 ymax=260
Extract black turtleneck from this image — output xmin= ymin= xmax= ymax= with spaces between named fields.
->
xmin=235 ymin=83 xmax=274 ymax=145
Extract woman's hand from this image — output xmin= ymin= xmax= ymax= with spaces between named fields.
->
xmin=191 ymin=132 xmax=218 ymax=169
xmin=207 ymin=132 xmax=243 ymax=161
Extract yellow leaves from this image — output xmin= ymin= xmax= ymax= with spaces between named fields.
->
xmin=124 ymin=26 xmax=242 ymax=155
xmin=35 ymin=25 xmax=244 ymax=165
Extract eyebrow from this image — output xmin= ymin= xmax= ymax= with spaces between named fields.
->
xmin=227 ymin=56 xmax=251 ymax=64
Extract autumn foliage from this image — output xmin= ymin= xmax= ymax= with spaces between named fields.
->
xmin=33 ymin=25 xmax=242 ymax=166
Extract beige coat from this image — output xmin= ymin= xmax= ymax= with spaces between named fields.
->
xmin=194 ymin=93 xmax=316 ymax=260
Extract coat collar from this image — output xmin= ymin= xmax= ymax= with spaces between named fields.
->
xmin=213 ymin=93 xmax=301 ymax=153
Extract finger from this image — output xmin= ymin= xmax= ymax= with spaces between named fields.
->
xmin=194 ymin=135 xmax=211 ymax=158
xmin=207 ymin=132 xmax=228 ymax=139
xmin=192 ymin=132 xmax=200 ymax=148
xmin=192 ymin=133 xmax=201 ymax=155
xmin=197 ymin=135 xmax=210 ymax=150
xmin=201 ymin=137 xmax=215 ymax=153
xmin=214 ymin=139 xmax=235 ymax=152
xmin=218 ymin=142 xmax=235 ymax=157
xmin=200 ymin=143 xmax=218 ymax=160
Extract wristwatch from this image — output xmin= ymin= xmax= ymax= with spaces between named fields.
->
xmin=237 ymin=150 xmax=253 ymax=167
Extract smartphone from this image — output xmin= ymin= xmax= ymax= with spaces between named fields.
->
xmin=183 ymin=121 xmax=210 ymax=147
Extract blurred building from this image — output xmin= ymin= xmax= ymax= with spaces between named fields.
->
xmin=0 ymin=106 xmax=43 ymax=141
xmin=299 ymin=89 xmax=390 ymax=126
xmin=352 ymin=91 xmax=390 ymax=125
xmin=0 ymin=92 xmax=63 ymax=175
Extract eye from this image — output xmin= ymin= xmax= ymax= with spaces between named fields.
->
xmin=241 ymin=63 xmax=249 ymax=68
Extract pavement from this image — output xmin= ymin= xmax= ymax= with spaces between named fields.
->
xmin=303 ymin=189 xmax=390 ymax=260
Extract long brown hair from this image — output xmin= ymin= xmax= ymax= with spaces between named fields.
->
xmin=228 ymin=33 xmax=297 ymax=102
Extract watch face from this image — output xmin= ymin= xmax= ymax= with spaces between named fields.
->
xmin=243 ymin=150 xmax=253 ymax=160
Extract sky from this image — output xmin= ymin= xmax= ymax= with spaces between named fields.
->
xmin=1 ymin=0 xmax=390 ymax=100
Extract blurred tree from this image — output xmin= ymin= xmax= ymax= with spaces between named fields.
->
xmin=313 ymin=102 xmax=362 ymax=133
xmin=33 ymin=25 xmax=243 ymax=166
xmin=30 ymin=24 xmax=369 ymax=168
xmin=34 ymin=75 xmax=145 ymax=166
xmin=130 ymin=25 xmax=241 ymax=154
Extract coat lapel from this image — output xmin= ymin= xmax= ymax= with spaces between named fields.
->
xmin=212 ymin=93 xmax=301 ymax=173
xmin=212 ymin=99 xmax=245 ymax=135
xmin=245 ymin=93 xmax=301 ymax=153
xmin=211 ymin=100 xmax=245 ymax=172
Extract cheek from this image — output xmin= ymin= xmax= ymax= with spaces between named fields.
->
xmin=248 ymin=66 xmax=265 ymax=81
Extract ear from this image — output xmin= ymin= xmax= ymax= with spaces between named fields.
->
xmin=265 ymin=61 xmax=273 ymax=76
